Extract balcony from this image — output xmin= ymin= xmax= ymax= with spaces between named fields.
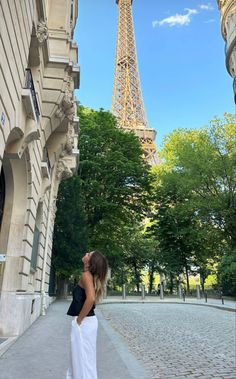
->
xmin=22 ymin=69 xmax=40 ymax=121
xmin=41 ymin=148 xmax=51 ymax=179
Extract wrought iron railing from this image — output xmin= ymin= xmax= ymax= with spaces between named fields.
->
xmin=24 ymin=68 xmax=40 ymax=120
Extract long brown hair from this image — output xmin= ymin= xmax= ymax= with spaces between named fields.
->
xmin=89 ymin=251 xmax=108 ymax=303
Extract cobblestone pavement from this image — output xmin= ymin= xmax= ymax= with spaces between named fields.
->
xmin=99 ymin=303 xmax=236 ymax=379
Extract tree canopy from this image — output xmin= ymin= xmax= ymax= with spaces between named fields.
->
xmin=149 ymin=113 xmax=236 ymax=293
xmin=52 ymin=106 xmax=150 ymax=279
xmin=52 ymin=110 xmax=236 ymax=296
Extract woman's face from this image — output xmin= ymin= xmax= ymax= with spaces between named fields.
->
xmin=82 ymin=252 xmax=93 ymax=265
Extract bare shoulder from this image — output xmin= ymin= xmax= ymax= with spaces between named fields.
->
xmin=81 ymin=271 xmax=94 ymax=287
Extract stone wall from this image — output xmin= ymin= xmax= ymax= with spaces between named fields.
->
xmin=217 ymin=0 xmax=236 ymax=101
xmin=0 ymin=0 xmax=80 ymax=337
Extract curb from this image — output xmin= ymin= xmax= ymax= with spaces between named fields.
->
xmin=96 ymin=308 xmax=148 ymax=379
xmin=99 ymin=300 xmax=236 ymax=312
xmin=0 ymin=337 xmax=17 ymax=358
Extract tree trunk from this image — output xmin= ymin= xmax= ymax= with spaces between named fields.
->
xmin=169 ymin=273 xmax=174 ymax=294
xmin=200 ymin=275 xmax=205 ymax=292
xmin=57 ymin=277 xmax=69 ymax=299
xmin=149 ymin=262 xmax=155 ymax=294
xmin=133 ymin=261 xmax=140 ymax=293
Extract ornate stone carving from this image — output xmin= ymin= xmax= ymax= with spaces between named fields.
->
xmin=56 ymin=76 xmax=76 ymax=121
xmin=55 ymin=96 xmax=76 ymax=121
xmin=218 ymin=0 xmax=226 ymax=9
xmin=50 ymin=199 xmax=57 ymax=220
xmin=36 ymin=20 xmax=49 ymax=45
xmin=56 ymin=159 xmax=73 ymax=181
xmin=65 ymin=124 xmax=75 ymax=154
xmin=62 ymin=92 xmax=76 ymax=120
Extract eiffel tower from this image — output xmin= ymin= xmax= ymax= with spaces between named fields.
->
xmin=112 ymin=0 xmax=158 ymax=165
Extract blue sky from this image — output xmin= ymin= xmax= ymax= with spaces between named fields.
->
xmin=74 ymin=0 xmax=235 ymax=148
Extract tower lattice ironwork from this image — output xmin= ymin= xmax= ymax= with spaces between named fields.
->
xmin=112 ymin=0 xmax=158 ymax=164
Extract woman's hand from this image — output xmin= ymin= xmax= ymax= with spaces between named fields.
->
xmin=76 ymin=316 xmax=82 ymax=326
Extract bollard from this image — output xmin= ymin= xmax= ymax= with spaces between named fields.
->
xmin=160 ymin=283 xmax=164 ymax=300
xmin=103 ymin=285 xmax=107 ymax=299
xmin=141 ymin=284 xmax=145 ymax=300
xmin=196 ymin=285 xmax=201 ymax=300
xmin=178 ymin=284 xmax=182 ymax=299
xmin=182 ymin=288 xmax=186 ymax=302
xmin=122 ymin=284 xmax=126 ymax=300
xmin=221 ymin=291 xmax=224 ymax=305
xmin=204 ymin=291 xmax=207 ymax=303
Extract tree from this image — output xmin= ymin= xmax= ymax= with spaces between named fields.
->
xmin=160 ymin=113 xmax=236 ymax=248
xmin=150 ymin=174 xmax=204 ymax=293
xmin=78 ymin=107 xmax=150 ymax=256
xmin=52 ymin=176 xmax=88 ymax=296
xmin=150 ymin=114 xmax=236 ymax=293
xmin=217 ymin=248 xmax=236 ymax=296
xmin=121 ymin=226 xmax=151 ymax=292
xmin=52 ymin=106 xmax=151 ymax=286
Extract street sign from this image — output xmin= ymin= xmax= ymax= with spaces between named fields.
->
xmin=0 ymin=254 xmax=6 ymax=263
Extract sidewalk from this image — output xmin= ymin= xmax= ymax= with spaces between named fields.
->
xmin=101 ymin=295 xmax=236 ymax=312
xmin=0 ymin=300 xmax=147 ymax=379
xmin=0 ymin=297 xmax=235 ymax=379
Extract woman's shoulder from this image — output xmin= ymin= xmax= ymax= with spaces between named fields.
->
xmin=80 ymin=271 xmax=94 ymax=285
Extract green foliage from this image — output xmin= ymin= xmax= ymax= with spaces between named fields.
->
xmin=52 ymin=110 xmax=236 ymax=296
xmin=217 ymin=248 xmax=236 ymax=296
xmin=52 ymin=106 xmax=150 ymax=279
xmin=150 ymin=113 xmax=236 ymax=293
xmin=52 ymin=176 xmax=88 ymax=278
xmin=159 ymin=113 xmax=236 ymax=247
xmin=78 ymin=106 xmax=150 ymax=257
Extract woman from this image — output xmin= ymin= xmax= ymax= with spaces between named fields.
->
xmin=66 ymin=251 xmax=108 ymax=379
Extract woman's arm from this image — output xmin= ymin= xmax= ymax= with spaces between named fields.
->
xmin=77 ymin=271 xmax=95 ymax=325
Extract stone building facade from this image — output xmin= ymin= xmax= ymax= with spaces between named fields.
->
xmin=0 ymin=0 xmax=80 ymax=337
xmin=217 ymin=0 xmax=236 ymax=102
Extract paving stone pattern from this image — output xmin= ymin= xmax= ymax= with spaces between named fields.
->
xmin=99 ymin=303 xmax=236 ymax=379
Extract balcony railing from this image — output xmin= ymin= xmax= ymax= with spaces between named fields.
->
xmin=24 ymin=69 xmax=40 ymax=120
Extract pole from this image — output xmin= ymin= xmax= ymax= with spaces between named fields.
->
xmin=122 ymin=284 xmax=126 ymax=300
xmin=141 ymin=284 xmax=145 ymax=300
xmin=160 ymin=283 xmax=164 ymax=300
xmin=178 ymin=284 xmax=182 ymax=299
xmin=196 ymin=284 xmax=201 ymax=299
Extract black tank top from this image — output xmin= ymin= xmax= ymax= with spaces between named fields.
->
xmin=67 ymin=284 xmax=95 ymax=317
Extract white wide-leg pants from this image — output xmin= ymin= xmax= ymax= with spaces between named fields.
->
xmin=66 ymin=316 xmax=98 ymax=379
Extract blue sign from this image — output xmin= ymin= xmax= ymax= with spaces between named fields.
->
xmin=1 ymin=112 xmax=5 ymax=126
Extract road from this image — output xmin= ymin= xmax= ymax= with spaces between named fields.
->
xmin=100 ymin=302 xmax=236 ymax=379
xmin=0 ymin=301 xmax=235 ymax=379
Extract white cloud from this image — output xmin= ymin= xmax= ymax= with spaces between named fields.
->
xmin=152 ymin=8 xmax=198 ymax=28
xmin=199 ymin=4 xmax=214 ymax=10
xmin=152 ymin=20 xmax=159 ymax=28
